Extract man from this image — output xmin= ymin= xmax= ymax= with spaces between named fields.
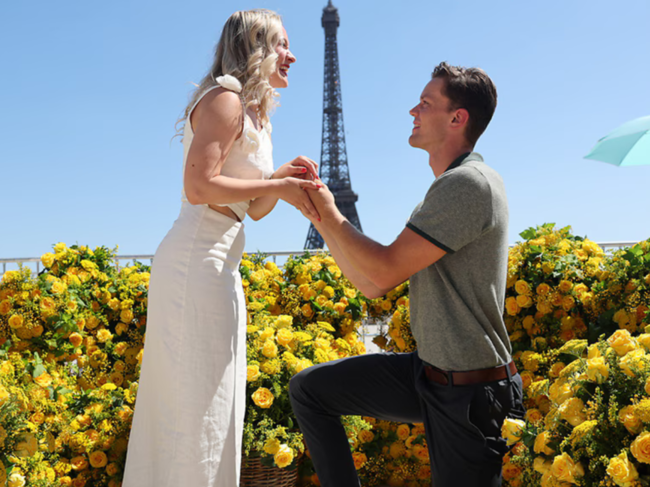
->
xmin=289 ymin=62 xmax=525 ymax=487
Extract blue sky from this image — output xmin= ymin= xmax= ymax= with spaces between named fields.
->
xmin=2 ymin=0 xmax=649 ymax=267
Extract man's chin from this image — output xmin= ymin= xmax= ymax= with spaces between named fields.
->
xmin=408 ymin=135 xmax=423 ymax=149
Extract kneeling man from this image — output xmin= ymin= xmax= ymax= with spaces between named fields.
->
xmin=290 ymin=62 xmax=525 ymax=487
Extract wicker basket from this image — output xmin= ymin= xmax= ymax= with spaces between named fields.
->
xmin=240 ymin=453 xmax=300 ymax=487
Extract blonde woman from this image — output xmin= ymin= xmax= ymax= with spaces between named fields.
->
xmin=122 ymin=10 xmax=320 ymax=487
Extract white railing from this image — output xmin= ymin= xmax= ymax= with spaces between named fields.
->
xmin=1 ymin=241 xmax=640 ymax=275
xmin=0 ymin=250 xmax=326 ymax=275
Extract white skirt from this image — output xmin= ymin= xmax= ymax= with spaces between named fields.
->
xmin=123 ymin=202 xmax=247 ymax=487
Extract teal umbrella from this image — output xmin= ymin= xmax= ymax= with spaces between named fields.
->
xmin=584 ymin=115 xmax=650 ymax=166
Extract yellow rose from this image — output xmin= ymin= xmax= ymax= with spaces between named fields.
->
xmin=631 ymin=431 xmax=650 ymax=464
xmin=352 ymin=452 xmax=367 ymax=470
xmin=40 ymin=252 xmax=56 ymax=268
xmin=620 ymin=349 xmax=648 ymax=378
xmin=619 ymin=405 xmax=643 ymax=435
xmin=8 ymin=314 xmax=24 ymax=329
xmin=645 ymin=377 xmax=650 ymax=396
xmin=301 ymin=303 xmax=314 ymax=319
xmin=505 ymin=297 xmax=521 ymax=316
xmin=260 ymin=327 xmax=275 ymax=341
xmin=274 ymin=444 xmax=294 ymax=468
xmin=574 ymin=283 xmax=588 ymax=297
xmin=534 ymin=431 xmax=555 ymax=455
xmin=96 ymin=328 xmax=112 ymax=343
xmin=53 ymin=242 xmax=67 ymax=253
xmin=34 ymin=372 xmax=53 ymax=388
xmin=120 ymin=309 xmax=134 ymax=323
xmin=389 ymin=441 xmax=407 ymax=459
xmin=69 ymin=333 xmax=83 ymax=347
xmin=14 ymin=433 xmax=38 ymax=457
xmin=502 ymin=462 xmax=522 ymax=485
xmin=252 ymin=387 xmax=274 ymax=408
xmin=515 ymin=280 xmax=531 ymax=295
xmin=106 ymin=463 xmax=119 ymax=476
xmin=89 ymin=451 xmax=108 ymax=468
xmin=637 ymin=333 xmax=650 ymax=352
xmin=359 ymin=430 xmax=375 ymax=443
xmin=525 ymin=408 xmax=543 ymax=424
xmin=70 ymin=456 xmax=89 ymax=471
xmin=276 ymin=315 xmax=293 ymax=328
xmin=501 ymin=418 xmax=525 ymax=446
xmin=561 ymin=295 xmax=575 ymax=311
xmin=0 ymin=299 xmax=11 ymax=315
xmin=396 ymin=424 xmax=411 ymax=441
xmin=548 ymin=379 xmax=573 ymax=405
xmin=263 ymin=438 xmax=281 ymax=456
xmin=262 ymin=340 xmax=278 ymax=358
xmin=7 ymin=472 xmax=26 ymax=487
xmin=533 ymin=457 xmax=552 ymax=475
xmin=322 ymin=286 xmax=335 ymax=298
xmin=247 ymin=365 xmax=260 ymax=382
xmin=559 ymin=397 xmax=587 ymax=427
xmin=516 ymin=294 xmax=533 ymax=308
xmin=587 ymin=343 xmax=602 ymax=359
xmin=607 ymin=451 xmax=638 ymax=487
xmin=551 ymin=452 xmax=584 ymax=484
xmin=608 ymin=329 xmax=638 ymax=356
xmin=413 ymin=443 xmax=430 ymax=463
xmin=586 ymin=356 xmax=609 ymax=383
xmin=521 ymin=351 xmax=542 ymax=372
xmin=276 ymin=328 xmax=293 ymax=347
xmin=51 ymin=281 xmax=67 ymax=294
xmin=294 ymin=358 xmax=313 ymax=373
xmin=536 ymin=283 xmax=551 ymax=295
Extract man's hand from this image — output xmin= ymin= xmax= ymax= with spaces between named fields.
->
xmin=305 ymin=183 xmax=341 ymax=223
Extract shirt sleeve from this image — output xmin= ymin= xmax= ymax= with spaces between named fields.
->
xmin=406 ymin=167 xmax=494 ymax=253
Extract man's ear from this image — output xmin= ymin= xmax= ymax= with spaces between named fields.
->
xmin=451 ymin=108 xmax=470 ymax=129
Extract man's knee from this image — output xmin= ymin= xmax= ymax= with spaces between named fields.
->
xmin=289 ymin=364 xmax=325 ymax=405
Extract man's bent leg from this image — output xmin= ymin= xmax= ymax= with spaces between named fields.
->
xmin=289 ymin=352 xmax=423 ymax=487
xmin=417 ymin=371 xmax=526 ymax=487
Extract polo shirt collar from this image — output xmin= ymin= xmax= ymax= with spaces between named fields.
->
xmin=443 ymin=151 xmax=483 ymax=174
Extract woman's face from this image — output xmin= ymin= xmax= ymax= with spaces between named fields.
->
xmin=269 ymin=26 xmax=296 ymax=89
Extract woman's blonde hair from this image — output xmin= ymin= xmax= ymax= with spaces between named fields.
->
xmin=179 ymin=9 xmax=283 ymax=134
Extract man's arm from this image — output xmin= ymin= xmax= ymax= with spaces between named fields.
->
xmin=307 ymin=185 xmax=447 ymax=292
xmin=309 ymin=219 xmax=391 ymax=299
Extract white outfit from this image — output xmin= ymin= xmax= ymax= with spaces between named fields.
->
xmin=122 ymin=79 xmax=273 ymax=487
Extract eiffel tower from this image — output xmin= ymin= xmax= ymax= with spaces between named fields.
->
xmin=304 ymin=0 xmax=362 ymax=249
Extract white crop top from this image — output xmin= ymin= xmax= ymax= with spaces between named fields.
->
xmin=180 ymin=75 xmax=274 ymax=221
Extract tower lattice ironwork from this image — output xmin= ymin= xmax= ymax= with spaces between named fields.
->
xmin=304 ymin=0 xmax=362 ymax=249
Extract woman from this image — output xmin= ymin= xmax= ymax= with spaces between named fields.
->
xmin=122 ymin=10 xmax=320 ymax=487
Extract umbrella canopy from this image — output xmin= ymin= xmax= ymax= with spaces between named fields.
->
xmin=584 ymin=115 xmax=650 ymax=166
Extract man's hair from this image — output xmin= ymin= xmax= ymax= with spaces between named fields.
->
xmin=432 ymin=62 xmax=497 ymax=146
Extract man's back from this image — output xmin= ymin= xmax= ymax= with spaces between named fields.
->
xmin=407 ymin=153 xmax=511 ymax=371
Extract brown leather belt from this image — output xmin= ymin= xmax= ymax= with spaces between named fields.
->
xmin=424 ymin=361 xmax=517 ymax=386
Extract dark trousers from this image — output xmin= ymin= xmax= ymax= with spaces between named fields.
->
xmin=289 ymin=352 xmax=525 ymax=487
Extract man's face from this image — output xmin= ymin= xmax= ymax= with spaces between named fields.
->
xmin=408 ymin=78 xmax=456 ymax=153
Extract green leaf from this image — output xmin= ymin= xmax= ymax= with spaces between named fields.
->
xmin=33 ymin=353 xmax=46 ymax=378
xmin=310 ymin=299 xmax=323 ymax=312
xmin=519 ymin=227 xmax=537 ymax=240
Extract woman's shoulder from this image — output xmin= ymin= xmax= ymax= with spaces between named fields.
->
xmin=190 ymin=87 xmax=243 ymax=134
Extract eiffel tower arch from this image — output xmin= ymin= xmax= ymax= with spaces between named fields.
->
xmin=304 ymin=1 xmax=362 ymax=250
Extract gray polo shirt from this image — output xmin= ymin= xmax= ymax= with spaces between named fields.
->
xmin=406 ymin=152 xmax=512 ymax=371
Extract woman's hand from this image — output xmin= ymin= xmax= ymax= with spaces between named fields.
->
xmin=276 ymin=177 xmax=322 ymax=221
xmin=272 ymin=156 xmax=319 ymax=181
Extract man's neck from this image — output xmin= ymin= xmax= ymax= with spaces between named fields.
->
xmin=428 ymin=145 xmax=474 ymax=178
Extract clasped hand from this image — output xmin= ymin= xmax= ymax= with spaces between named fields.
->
xmin=272 ymin=156 xmax=338 ymax=223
